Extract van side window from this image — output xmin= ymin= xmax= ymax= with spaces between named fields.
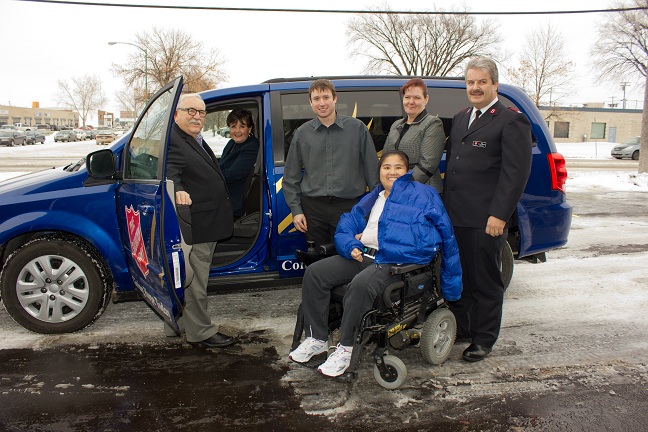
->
xmin=280 ymin=90 xmax=402 ymax=160
xmin=278 ymin=87 xmax=523 ymax=161
xmin=124 ymin=89 xmax=172 ymax=180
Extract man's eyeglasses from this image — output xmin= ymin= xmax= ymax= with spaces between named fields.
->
xmin=177 ymin=107 xmax=207 ymax=118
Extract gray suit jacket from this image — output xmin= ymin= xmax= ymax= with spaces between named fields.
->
xmin=383 ymin=111 xmax=446 ymax=193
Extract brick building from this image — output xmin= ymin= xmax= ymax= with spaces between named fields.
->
xmin=540 ymin=104 xmax=642 ymax=144
xmin=0 ymin=104 xmax=79 ymax=129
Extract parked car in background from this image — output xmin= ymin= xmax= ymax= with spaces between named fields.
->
xmin=0 ymin=125 xmax=16 ymax=130
xmin=611 ymin=136 xmax=641 ymax=160
xmin=74 ymin=129 xmax=88 ymax=140
xmin=54 ymin=130 xmax=77 ymax=142
xmin=95 ymin=129 xmax=116 ymax=145
xmin=36 ymin=124 xmax=51 ymax=131
xmin=85 ymin=129 xmax=97 ymax=140
xmin=24 ymin=130 xmax=46 ymax=145
xmin=0 ymin=130 xmax=27 ymax=146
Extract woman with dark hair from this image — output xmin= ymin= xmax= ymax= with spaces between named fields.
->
xmin=383 ymin=78 xmax=446 ymax=193
xmin=219 ymin=109 xmax=259 ymax=219
xmin=288 ymin=150 xmax=462 ymax=378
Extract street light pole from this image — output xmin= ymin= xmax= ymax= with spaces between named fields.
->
xmin=108 ymin=41 xmax=148 ymax=97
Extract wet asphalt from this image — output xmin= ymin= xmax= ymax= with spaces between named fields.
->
xmin=1 ymin=332 xmax=647 ymax=432
xmin=0 ymin=331 xmax=333 ymax=432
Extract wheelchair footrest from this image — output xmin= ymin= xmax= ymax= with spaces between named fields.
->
xmin=333 ymin=371 xmax=357 ymax=383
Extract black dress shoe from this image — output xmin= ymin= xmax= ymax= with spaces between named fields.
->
xmin=190 ymin=332 xmax=235 ymax=348
xmin=462 ymin=343 xmax=492 ymax=362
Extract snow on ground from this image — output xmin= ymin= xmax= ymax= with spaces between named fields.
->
xmin=556 ymin=141 xmax=617 ymax=159
xmin=568 ymin=170 xmax=648 ymax=192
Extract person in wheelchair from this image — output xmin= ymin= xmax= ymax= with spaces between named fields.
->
xmin=289 ymin=150 xmax=462 ymax=377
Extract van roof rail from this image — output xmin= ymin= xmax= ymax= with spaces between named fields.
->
xmin=262 ymin=75 xmax=465 ymax=84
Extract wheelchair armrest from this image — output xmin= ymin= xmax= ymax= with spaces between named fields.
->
xmin=382 ymin=280 xmax=405 ymax=309
xmin=295 ymin=243 xmax=338 ymax=267
xmin=389 ymin=263 xmax=428 ymax=275
xmin=319 ymin=243 xmax=337 ymax=256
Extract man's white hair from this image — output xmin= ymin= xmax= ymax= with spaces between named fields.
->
xmin=178 ymin=93 xmax=204 ymax=106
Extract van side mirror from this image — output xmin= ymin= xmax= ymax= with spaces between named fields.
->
xmin=87 ymin=149 xmax=117 ymax=178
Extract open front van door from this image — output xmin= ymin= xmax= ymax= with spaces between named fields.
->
xmin=115 ymin=76 xmax=187 ymax=332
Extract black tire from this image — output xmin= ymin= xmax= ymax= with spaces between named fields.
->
xmin=373 ymin=354 xmax=407 ymax=389
xmin=632 ymin=150 xmax=639 ymax=161
xmin=0 ymin=236 xmax=112 ymax=334
xmin=501 ymin=240 xmax=514 ymax=291
xmin=9 ymin=139 xmax=14 ymax=147
xmin=420 ymin=308 xmax=456 ymax=365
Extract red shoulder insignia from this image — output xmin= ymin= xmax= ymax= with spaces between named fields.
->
xmin=507 ymin=106 xmax=522 ymax=113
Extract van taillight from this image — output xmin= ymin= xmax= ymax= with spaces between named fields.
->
xmin=548 ymin=152 xmax=567 ymax=193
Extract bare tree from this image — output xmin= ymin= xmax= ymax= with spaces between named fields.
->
xmin=56 ymin=74 xmax=107 ymax=128
xmin=591 ymin=0 xmax=648 ymax=173
xmin=346 ymin=5 xmax=501 ymax=76
xmin=114 ymin=86 xmax=145 ymax=119
xmin=506 ymin=22 xmax=574 ymax=107
xmin=112 ymin=26 xmax=228 ymax=99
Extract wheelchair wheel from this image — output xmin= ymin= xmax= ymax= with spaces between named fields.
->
xmin=420 ymin=308 xmax=456 ymax=365
xmin=373 ymin=355 xmax=407 ymax=389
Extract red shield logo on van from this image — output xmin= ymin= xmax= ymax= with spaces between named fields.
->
xmin=125 ymin=205 xmax=149 ymax=277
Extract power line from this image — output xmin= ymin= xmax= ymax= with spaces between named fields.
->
xmin=17 ymin=0 xmax=648 ymax=15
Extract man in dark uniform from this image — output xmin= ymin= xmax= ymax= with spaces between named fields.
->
xmin=165 ymin=93 xmax=235 ymax=348
xmin=443 ymin=57 xmax=532 ymax=362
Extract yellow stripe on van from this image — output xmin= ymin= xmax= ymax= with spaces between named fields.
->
xmin=278 ymin=213 xmax=296 ymax=234
xmin=276 ymin=176 xmax=282 ymax=194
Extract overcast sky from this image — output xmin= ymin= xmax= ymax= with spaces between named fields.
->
xmin=1 ymin=0 xmax=645 ymax=122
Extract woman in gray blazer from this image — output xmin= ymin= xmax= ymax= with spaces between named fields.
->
xmin=383 ymin=78 xmax=446 ymax=193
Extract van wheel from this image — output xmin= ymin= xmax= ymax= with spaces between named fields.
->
xmin=420 ymin=308 xmax=456 ymax=365
xmin=0 ymin=236 xmax=112 ymax=334
xmin=8 ymin=139 xmax=14 ymax=147
xmin=501 ymin=241 xmax=514 ymax=291
xmin=373 ymin=355 xmax=407 ymax=389
xmin=632 ymin=150 xmax=639 ymax=161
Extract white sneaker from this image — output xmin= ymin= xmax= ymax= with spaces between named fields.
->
xmin=289 ymin=337 xmax=327 ymax=363
xmin=318 ymin=344 xmax=353 ymax=377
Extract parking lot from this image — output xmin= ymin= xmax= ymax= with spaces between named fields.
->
xmin=0 ymin=164 xmax=647 ymax=430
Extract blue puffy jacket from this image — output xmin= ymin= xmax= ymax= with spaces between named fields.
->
xmin=334 ymin=172 xmax=462 ymax=301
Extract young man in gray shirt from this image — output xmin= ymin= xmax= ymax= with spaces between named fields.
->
xmin=283 ymin=79 xmax=379 ymax=248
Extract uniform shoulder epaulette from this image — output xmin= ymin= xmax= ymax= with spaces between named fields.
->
xmin=507 ymin=106 xmax=522 ymax=113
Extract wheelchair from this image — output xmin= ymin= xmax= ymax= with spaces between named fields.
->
xmin=292 ymin=243 xmax=457 ymax=389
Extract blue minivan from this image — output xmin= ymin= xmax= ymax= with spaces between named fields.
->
xmin=0 ymin=76 xmax=572 ymax=334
